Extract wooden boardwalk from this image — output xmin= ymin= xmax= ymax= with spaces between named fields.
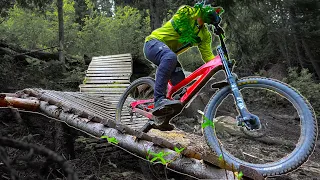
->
xmin=79 ymin=53 xmax=132 ymax=99
xmin=79 ymin=53 xmax=149 ymax=130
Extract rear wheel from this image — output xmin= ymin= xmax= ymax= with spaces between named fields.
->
xmin=116 ymin=77 xmax=155 ymax=130
xmin=203 ymin=77 xmax=317 ymax=176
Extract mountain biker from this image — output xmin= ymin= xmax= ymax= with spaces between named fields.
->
xmin=143 ymin=3 xmax=223 ymax=120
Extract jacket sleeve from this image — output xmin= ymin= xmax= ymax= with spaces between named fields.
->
xmin=198 ymin=26 xmax=215 ymax=62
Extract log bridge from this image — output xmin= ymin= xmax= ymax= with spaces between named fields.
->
xmin=0 ymin=54 xmax=264 ymax=180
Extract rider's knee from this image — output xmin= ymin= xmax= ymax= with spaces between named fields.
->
xmin=163 ymin=51 xmax=178 ymax=66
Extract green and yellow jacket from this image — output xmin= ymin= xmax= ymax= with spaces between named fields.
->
xmin=145 ymin=5 xmax=215 ymax=62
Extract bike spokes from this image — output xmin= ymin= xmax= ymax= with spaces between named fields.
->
xmin=213 ymin=87 xmax=300 ymax=164
xmin=117 ymin=80 xmax=155 ymax=130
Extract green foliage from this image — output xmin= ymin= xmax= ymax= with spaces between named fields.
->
xmin=1 ymin=5 xmax=56 ymax=49
xmin=218 ymin=152 xmax=243 ymax=179
xmin=198 ymin=110 xmax=215 ymax=129
xmin=235 ymin=171 xmax=243 ymax=180
xmin=284 ymin=68 xmax=320 ymax=115
xmin=212 ymin=0 xmax=320 ymax=77
xmin=0 ymin=0 xmax=79 ymax=53
xmin=146 ymin=150 xmax=172 ymax=165
xmin=101 ymin=135 xmax=119 ymax=144
xmin=202 ymin=117 xmax=215 ymax=129
xmin=174 ymin=147 xmax=185 ymax=154
xmin=82 ymin=77 xmax=87 ymax=84
xmin=0 ymin=0 xmax=14 ymax=17
xmin=76 ymin=6 xmax=150 ymax=59
xmin=15 ymin=0 xmax=53 ymax=11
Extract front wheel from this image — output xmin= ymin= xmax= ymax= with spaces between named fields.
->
xmin=203 ymin=77 xmax=317 ymax=177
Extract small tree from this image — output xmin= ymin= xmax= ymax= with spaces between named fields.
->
xmin=57 ymin=0 xmax=65 ymax=72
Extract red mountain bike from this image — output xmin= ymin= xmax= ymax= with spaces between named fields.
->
xmin=116 ymin=24 xmax=317 ymax=177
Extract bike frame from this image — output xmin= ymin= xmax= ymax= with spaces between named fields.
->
xmin=130 ymin=55 xmax=223 ymax=120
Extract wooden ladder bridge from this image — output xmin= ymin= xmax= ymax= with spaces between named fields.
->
xmin=0 ymin=54 xmax=263 ymax=180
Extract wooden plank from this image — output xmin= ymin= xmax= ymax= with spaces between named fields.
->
xmin=84 ymin=77 xmax=130 ymax=80
xmin=84 ymin=74 xmax=129 ymax=78
xmin=91 ymin=57 xmax=131 ymax=61
xmin=91 ymin=58 xmax=132 ymax=63
xmin=79 ymin=84 xmax=129 ymax=88
xmin=79 ymin=91 xmax=125 ymax=95
xmin=81 ymin=92 xmax=124 ymax=95
xmin=91 ymin=59 xmax=131 ymax=63
xmin=80 ymin=88 xmax=127 ymax=92
xmin=86 ymin=70 xmax=131 ymax=74
xmin=93 ymin=53 xmax=131 ymax=57
xmin=92 ymin=58 xmax=132 ymax=62
xmin=120 ymin=117 xmax=149 ymax=122
xmin=89 ymin=65 xmax=131 ymax=68
xmin=92 ymin=55 xmax=131 ymax=59
xmin=86 ymin=71 xmax=131 ymax=74
xmin=83 ymin=96 xmax=123 ymax=100
xmin=91 ymin=58 xmax=131 ymax=62
xmin=84 ymin=80 xmax=130 ymax=84
xmin=85 ymin=73 xmax=131 ymax=77
xmin=89 ymin=61 xmax=132 ymax=66
xmin=89 ymin=63 xmax=131 ymax=66
xmin=92 ymin=54 xmax=131 ymax=59
xmin=89 ymin=65 xmax=132 ymax=68
xmin=87 ymin=67 xmax=132 ymax=71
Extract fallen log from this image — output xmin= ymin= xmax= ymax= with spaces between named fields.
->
xmin=1 ymin=107 xmax=234 ymax=179
xmin=0 ymin=94 xmax=40 ymax=111
xmin=0 ymin=40 xmax=59 ymax=60
xmin=0 ymin=40 xmax=82 ymax=65
xmin=2 ymin=90 xmax=264 ymax=179
xmin=37 ymin=101 xmax=235 ymax=179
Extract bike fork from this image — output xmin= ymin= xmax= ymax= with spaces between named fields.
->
xmin=217 ymin=46 xmax=261 ymax=130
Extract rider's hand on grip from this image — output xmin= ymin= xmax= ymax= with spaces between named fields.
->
xmin=209 ymin=11 xmax=221 ymax=25
xmin=211 ymin=7 xmax=224 ymax=25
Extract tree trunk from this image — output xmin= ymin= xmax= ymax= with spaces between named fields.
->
xmin=289 ymin=8 xmax=305 ymax=68
xmin=57 ymin=0 xmax=65 ymax=72
xmin=149 ymin=0 xmax=165 ymax=30
xmin=301 ymin=38 xmax=320 ymax=78
xmin=293 ymin=34 xmax=305 ymax=68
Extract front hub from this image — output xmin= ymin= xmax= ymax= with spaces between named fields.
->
xmin=237 ymin=113 xmax=261 ymax=130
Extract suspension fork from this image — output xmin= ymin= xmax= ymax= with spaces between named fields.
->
xmin=217 ymin=46 xmax=260 ymax=130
